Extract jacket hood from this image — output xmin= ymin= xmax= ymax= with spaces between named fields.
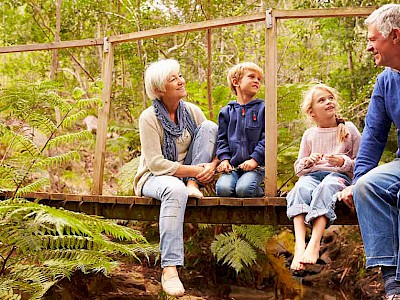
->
xmin=227 ymin=98 xmax=264 ymax=108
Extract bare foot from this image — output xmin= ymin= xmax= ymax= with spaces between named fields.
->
xmin=290 ymin=246 xmax=306 ymax=270
xmin=187 ymin=181 xmax=203 ymax=199
xmin=301 ymin=241 xmax=320 ymax=264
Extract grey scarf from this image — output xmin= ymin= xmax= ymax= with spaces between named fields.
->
xmin=152 ymin=99 xmax=197 ymax=161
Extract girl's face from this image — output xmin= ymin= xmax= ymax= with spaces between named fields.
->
xmin=309 ymin=89 xmax=337 ymax=122
xmin=158 ymin=71 xmax=187 ymax=101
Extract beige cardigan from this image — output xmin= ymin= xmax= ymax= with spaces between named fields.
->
xmin=133 ymin=101 xmax=207 ymax=196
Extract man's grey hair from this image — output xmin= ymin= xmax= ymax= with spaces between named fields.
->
xmin=365 ymin=4 xmax=400 ymax=38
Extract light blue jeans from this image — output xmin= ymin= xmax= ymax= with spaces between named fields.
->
xmin=141 ymin=120 xmax=217 ymax=268
xmin=286 ymin=171 xmax=350 ymax=227
xmin=215 ymin=168 xmax=264 ymax=197
xmin=354 ymin=159 xmax=400 ymax=280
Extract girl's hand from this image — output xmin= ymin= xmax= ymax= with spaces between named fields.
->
xmin=324 ymin=154 xmax=345 ymax=167
xmin=196 ymin=162 xmax=216 ymax=183
xmin=304 ymin=153 xmax=323 ymax=167
xmin=216 ymin=160 xmax=233 ymax=173
xmin=238 ymin=158 xmax=258 ymax=172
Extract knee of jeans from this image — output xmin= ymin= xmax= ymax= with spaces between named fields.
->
xmin=160 ymin=182 xmax=188 ymax=204
xmin=216 ymin=184 xmax=234 ymax=197
xmin=199 ymin=120 xmax=217 ymax=136
xmin=236 ymin=185 xmax=254 ymax=198
xmin=354 ymin=174 xmax=373 ymax=202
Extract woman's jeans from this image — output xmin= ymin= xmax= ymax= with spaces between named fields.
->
xmin=141 ymin=121 xmax=217 ymax=268
xmin=216 ymin=168 xmax=264 ymax=197
xmin=354 ymin=159 xmax=400 ymax=279
xmin=286 ymin=171 xmax=350 ymax=227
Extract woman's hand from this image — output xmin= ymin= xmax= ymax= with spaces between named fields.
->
xmin=324 ymin=154 xmax=345 ymax=167
xmin=216 ymin=160 xmax=233 ymax=173
xmin=238 ymin=158 xmax=258 ymax=171
xmin=196 ymin=162 xmax=216 ymax=184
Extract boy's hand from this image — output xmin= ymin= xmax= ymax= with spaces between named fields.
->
xmin=217 ymin=160 xmax=233 ymax=173
xmin=238 ymin=158 xmax=258 ymax=171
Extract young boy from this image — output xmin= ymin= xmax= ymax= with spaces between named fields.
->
xmin=216 ymin=62 xmax=265 ymax=197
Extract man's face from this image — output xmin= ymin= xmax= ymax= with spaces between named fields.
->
xmin=366 ymin=23 xmax=397 ymax=67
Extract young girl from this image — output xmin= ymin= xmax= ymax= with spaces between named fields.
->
xmin=286 ymin=84 xmax=361 ymax=271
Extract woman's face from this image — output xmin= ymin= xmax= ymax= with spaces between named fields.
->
xmin=158 ymin=71 xmax=187 ymax=101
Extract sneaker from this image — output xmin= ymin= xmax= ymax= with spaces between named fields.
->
xmin=387 ymin=295 xmax=400 ymax=300
xmin=161 ymin=274 xmax=185 ymax=297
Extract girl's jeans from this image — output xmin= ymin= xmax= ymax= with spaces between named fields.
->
xmin=141 ymin=120 xmax=217 ymax=268
xmin=216 ymin=168 xmax=264 ymax=197
xmin=354 ymin=159 xmax=400 ymax=279
xmin=286 ymin=171 xmax=350 ymax=227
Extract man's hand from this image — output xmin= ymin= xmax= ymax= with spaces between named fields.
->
xmin=338 ymin=185 xmax=355 ymax=211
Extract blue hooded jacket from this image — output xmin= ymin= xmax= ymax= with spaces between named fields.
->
xmin=216 ymin=98 xmax=265 ymax=167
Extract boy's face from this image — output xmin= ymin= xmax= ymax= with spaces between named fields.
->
xmin=236 ymin=69 xmax=262 ymax=96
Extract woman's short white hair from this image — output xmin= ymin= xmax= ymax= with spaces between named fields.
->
xmin=144 ymin=59 xmax=180 ymax=100
xmin=365 ymin=4 xmax=400 ymax=38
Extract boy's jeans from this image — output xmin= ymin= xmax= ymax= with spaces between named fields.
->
xmin=286 ymin=171 xmax=350 ymax=227
xmin=354 ymin=159 xmax=400 ymax=279
xmin=141 ymin=120 xmax=217 ymax=268
xmin=216 ymin=168 xmax=264 ymax=197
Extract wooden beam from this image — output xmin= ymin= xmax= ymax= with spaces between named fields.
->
xmin=92 ymin=41 xmax=114 ymax=195
xmin=264 ymin=10 xmax=278 ymax=197
xmin=206 ymin=29 xmax=213 ymax=119
xmin=273 ymin=7 xmax=375 ymax=19
xmin=109 ymin=13 xmax=265 ymax=44
xmin=0 ymin=192 xmax=357 ymax=225
xmin=0 ymin=38 xmax=104 ymax=54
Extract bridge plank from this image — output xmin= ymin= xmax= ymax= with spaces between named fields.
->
xmin=0 ymin=192 xmax=358 ymax=225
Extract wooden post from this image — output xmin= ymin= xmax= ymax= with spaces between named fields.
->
xmin=264 ymin=9 xmax=278 ymax=197
xmin=92 ymin=38 xmax=114 ymax=195
xmin=206 ymin=29 xmax=213 ymax=119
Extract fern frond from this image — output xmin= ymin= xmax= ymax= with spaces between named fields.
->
xmin=34 ymin=151 xmax=80 ymax=169
xmin=75 ymin=97 xmax=102 ymax=109
xmin=45 ymin=91 xmax=72 ymax=113
xmin=0 ymin=123 xmax=40 ymax=157
xmin=14 ymin=177 xmax=50 ymax=197
xmin=61 ymin=110 xmax=87 ymax=129
xmin=26 ymin=113 xmax=57 ymax=136
xmin=233 ymin=225 xmax=276 ymax=251
xmin=211 ymin=231 xmax=257 ymax=273
xmin=46 ymin=131 xmax=94 ymax=149
xmin=116 ymin=157 xmax=139 ymax=195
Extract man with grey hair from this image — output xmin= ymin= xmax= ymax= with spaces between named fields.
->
xmin=339 ymin=4 xmax=400 ymax=299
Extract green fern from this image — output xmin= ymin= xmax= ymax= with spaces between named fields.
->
xmin=0 ymin=198 xmax=157 ymax=299
xmin=116 ymin=157 xmax=140 ymax=195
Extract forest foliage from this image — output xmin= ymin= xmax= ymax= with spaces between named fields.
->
xmin=0 ymin=0 xmax=397 ymax=297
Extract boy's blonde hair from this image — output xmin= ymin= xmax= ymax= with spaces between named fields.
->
xmin=301 ymin=83 xmax=349 ymax=142
xmin=227 ymin=62 xmax=263 ymax=95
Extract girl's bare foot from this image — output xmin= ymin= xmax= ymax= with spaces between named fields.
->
xmin=290 ymin=246 xmax=306 ymax=270
xmin=301 ymin=241 xmax=320 ymax=264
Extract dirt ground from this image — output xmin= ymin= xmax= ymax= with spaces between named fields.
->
xmin=43 ymin=226 xmax=385 ymax=300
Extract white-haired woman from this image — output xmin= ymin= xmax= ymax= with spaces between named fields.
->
xmin=133 ymin=59 xmax=218 ymax=296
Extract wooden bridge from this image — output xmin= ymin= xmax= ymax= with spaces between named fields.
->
xmin=0 ymin=191 xmax=357 ymax=225
xmin=0 ymin=6 xmax=372 ymax=225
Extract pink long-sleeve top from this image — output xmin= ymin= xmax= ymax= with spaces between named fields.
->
xmin=294 ymin=121 xmax=361 ymax=178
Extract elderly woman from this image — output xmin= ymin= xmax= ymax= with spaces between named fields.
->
xmin=133 ymin=59 xmax=218 ymax=296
